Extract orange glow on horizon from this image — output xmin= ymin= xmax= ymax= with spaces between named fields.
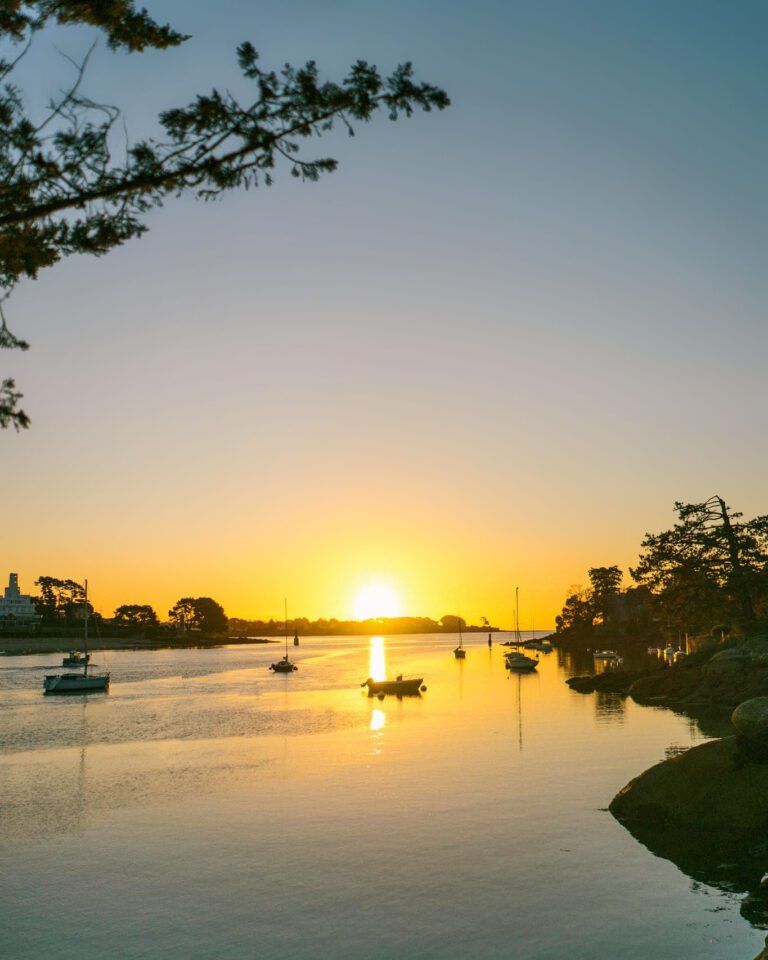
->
xmin=351 ymin=582 xmax=403 ymax=620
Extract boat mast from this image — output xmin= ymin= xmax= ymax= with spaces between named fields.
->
xmin=284 ymin=598 xmax=288 ymax=659
xmin=515 ymin=586 xmax=521 ymax=645
xmin=83 ymin=579 xmax=89 ymax=675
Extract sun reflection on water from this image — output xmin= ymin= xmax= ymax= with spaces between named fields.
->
xmin=370 ymin=708 xmax=386 ymax=732
xmin=369 ymin=636 xmax=386 ymax=681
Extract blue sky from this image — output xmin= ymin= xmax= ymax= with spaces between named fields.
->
xmin=3 ymin=1 xmax=767 ymax=622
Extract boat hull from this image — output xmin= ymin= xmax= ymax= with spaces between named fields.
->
xmin=44 ymin=672 xmax=110 ymax=693
xmin=363 ymin=677 xmax=424 ymax=696
xmin=270 ymin=661 xmax=297 ymax=672
xmin=505 ymin=654 xmax=538 ymax=672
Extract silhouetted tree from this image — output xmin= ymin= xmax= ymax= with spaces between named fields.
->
xmin=34 ymin=575 xmax=85 ymax=624
xmin=588 ymin=566 xmax=623 ymax=624
xmin=631 ymin=497 xmax=768 ymax=634
xmin=555 ymin=586 xmax=594 ymax=634
xmin=169 ymin=596 xmax=227 ymax=634
xmin=0 ymin=2 xmax=449 ymax=428
xmin=440 ymin=614 xmax=466 ymax=632
xmin=114 ymin=604 xmax=158 ymax=626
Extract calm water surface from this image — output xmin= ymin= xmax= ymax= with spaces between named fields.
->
xmin=0 ymin=635 xmax=763 ymax=959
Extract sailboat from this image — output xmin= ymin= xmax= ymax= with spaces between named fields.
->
xmin=270 ymin=600 xmax=298 ymax=673
xmin=44 ymin=581 xmax=110 ymax=693
xmin=454 ymin=615 xmax=466 ymax=659
xmin=505 ymin=587 xmax=538 ymax=673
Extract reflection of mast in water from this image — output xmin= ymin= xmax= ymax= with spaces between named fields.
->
xmin=516 ymin=671 xmax=523 ymax=751
xmin=74 ymin=698 xmax=89 ymax=826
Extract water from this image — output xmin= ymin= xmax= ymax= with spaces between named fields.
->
xmin=0 ymin=635 xmax=763 ymax=959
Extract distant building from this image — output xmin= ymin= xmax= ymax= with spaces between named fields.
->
xmin=0 ymin=573 xmax=42 ymax=631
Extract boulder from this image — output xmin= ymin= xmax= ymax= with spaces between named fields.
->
xmin=610 ymin=735 xmax=768 ymax=832
xmin=611 ymin=734 xmax=768 ymax=930
xmin=733 ymin=697 xmax=768 ymax=747
xmin=566 ymin=670 xmax=641 ymax=694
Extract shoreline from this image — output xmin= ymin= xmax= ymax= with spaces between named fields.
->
xmin=0 ymin=636 xmax=280 ymax=656
xmin=0 ymin=630 xmax=505 ymax=657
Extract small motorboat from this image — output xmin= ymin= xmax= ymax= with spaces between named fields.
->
xmin=362 ymin=675 xmax=424 ymax=697
xmin=593 ymin=650 xmax=620 ymax=661
xmin=270 ymin=654 xmax=298 ymax=673
xmin=62 ymin=650 xmax=90 ymax=667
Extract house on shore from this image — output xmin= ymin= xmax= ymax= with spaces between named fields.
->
xmin=0 ymin=573 xmax=42 ymax=632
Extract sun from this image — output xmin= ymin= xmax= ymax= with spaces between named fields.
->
xmin=352 ymin=582 xmax=403 ymax=620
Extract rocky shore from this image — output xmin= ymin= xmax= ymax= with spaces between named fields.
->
xmin=566 ymin=640 xmax=768 ymax=950
xmin=609 ymin=697 xmax=768 ymax=940
xmin=566 ymin=638 xmax=768 ymax=711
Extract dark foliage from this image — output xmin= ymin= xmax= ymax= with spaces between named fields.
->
xmin=169 ymin=596 xmax=228 ymax=634
xmin=0 ymin=2 xmax=449 ymax=426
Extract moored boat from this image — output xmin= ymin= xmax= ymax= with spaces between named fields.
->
xmin=270 ymin=600 xmax=298 ymax=673
xmin=505 ymin=652 xmax=538 ymax=672
xmin=503 ymin=588 xmax=539 ymax=672
xmin=44 ymin=671 xmax=110 ymax=693
xmin=271 ymin=654 xmax=298 ymax=673
xmin=62 ymin=650 xmax=90 ymax=667
xmin=44 ymin=581 xmax=109 ymax=694
xmin=362 ymin=675 xmax=424 ymax=697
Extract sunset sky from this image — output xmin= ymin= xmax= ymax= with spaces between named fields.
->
xmin=4 ymin=1 xmax=767 ymax=627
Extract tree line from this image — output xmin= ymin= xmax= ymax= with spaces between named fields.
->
xmin=555 ymin=496 xmax=768 ymax=643
xmin=228 ymin=615 xmax=497 ymax=637
xmin=31 ymin=579 xmax=228 ymax=634
xmin=28 ymin=582 xmax=494 ymax=637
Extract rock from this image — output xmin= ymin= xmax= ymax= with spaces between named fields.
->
xmin=628 ymin=641 xmax=768 ymax=711
xmin=611 ymin=735 xmax=768 ymax=932
xmin=566 ymin=670 xmax=642 ymax=695
xmin=733 ymin=698 xmax=768 ymax=746
xmin=610 ymin=735 xmax=768 ymax=832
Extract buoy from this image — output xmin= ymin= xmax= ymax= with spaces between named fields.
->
xmin=377 ymin=692 xmax=385 ymax=700
xmin=421 ymin=685 xmax=427 ymax=692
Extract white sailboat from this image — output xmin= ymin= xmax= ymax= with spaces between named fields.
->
xmin=505 ymin=587 xmax=538 ymax=673
xmin=270 ymin=600 xmax=298 ymax=673
xmin=44 ymin=581 xmax=110 ymax=693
